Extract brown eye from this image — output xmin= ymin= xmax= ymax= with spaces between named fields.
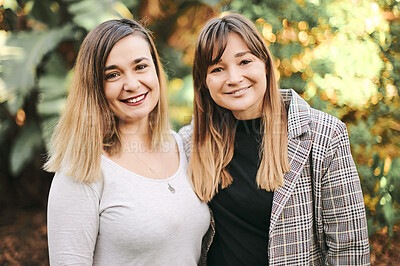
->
xmin=210 ymin=67 xmax=223 ymax=73
xmin=135 ymin=64 xmax=148 ymax=71
xmin=105 ymin=72 xmax=119 ymax=80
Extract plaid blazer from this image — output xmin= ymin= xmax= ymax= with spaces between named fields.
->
xmin=179 ymin=89 xmax=370 ymax=266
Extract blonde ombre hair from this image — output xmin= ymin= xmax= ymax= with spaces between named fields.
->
xmin=44 ymin=19 xmax=170 ymax=183
xmin=190 ymin=13 xmax=291 ymax=202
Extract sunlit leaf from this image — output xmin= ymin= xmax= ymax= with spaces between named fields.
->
xmin=65 ymin=0 xmax=133 ymax=31
xmin=2 ymin=24 xmax=74 ymax=114
xmin=2 ymin=0 xmax=19 ymax=11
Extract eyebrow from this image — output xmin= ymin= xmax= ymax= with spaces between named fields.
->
xmin=235 ymin=51 xmax=251 ymax=58
xmin=104 ymin=57 xmax=150 ymax=71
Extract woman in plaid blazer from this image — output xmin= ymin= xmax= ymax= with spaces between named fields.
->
xmin=179 ymin=13 xmax=370 ymax=265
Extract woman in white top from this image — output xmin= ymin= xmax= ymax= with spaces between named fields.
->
xmin=45 ymin=18 xmax=210 ymax=265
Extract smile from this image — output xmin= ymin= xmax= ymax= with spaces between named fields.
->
xmin=227 ymin=86 xmax=250 ymax=95
xmin=121 ymin=92 xmax=148 ymax=104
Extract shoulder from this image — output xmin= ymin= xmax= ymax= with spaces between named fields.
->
xmin=53 ymin=170 xmax=103 ymax=189
xmin=167 ymin=129 xmax=185 ymax=156
xmin=309 ymin=108 xmax=347 ymax=139
xmin=169 ymin=129 xmax=182 ymax=143
xmin=49 ymin=170 xmax=103 ymax=204
xmin=282 ymin=88 xmax=347 ymax=142
xmin=178 ymin=122 xmax=194 ymax=159
xmin=178 ymin=122 xmax=193 ymax=141
xmin=305 ymin=104 xmax=351 ymax=168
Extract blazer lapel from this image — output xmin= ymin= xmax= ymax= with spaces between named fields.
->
xmin=269 ymin=89 xmax=313 ymax=235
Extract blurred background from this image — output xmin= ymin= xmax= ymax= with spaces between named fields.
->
xmin=0 ymin=0 xmax=399 ymax=264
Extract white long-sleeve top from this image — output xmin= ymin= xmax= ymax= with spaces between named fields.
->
xmin=47 ymin=132 xmax=210 ymax=265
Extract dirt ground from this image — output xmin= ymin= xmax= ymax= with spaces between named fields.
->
xmin=0 ymin=208 xmax=399 ymax=265
xmin=0 ymin=209 xmax=48 ymax=265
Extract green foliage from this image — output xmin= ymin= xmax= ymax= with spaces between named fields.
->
xmin=30 ymin=0 xmax=61 ymax=26
xmin=168 ymin=75 xmax=194 ymax=130
xmin=2 ymin=24 xmax=74 ymax=114
xmin=65 ymin=0 xmax=135 ymax=30
xmin=37 ymin=52 xmax=71 ymax=149
xmin=361 ymin=156 xmax=400 ymax=237
xmin=10 ymin=122 xmax=42 ymax=176
xmin=0 ymin=0 xmax=399 ymax=241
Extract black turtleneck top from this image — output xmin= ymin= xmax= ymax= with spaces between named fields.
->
xmin=207 ymin=118 xmax=273 ymax=266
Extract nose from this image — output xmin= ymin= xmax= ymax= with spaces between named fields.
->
xmin=123 ymin=72 xmax=140 ymax=91
xmin=226 ymin=66 xmax=243 ymax=86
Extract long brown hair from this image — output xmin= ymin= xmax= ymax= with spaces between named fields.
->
xmin=190 ymin=13 xmax=290 ymax=202
xmin=44 ymin=19 xmax=170 ymax=182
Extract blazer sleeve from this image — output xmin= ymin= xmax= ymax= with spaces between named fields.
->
xmin=47 ymin=172 xmax=101 ymax=265
xmin=321 ymin=122 xmax=370 ymax=265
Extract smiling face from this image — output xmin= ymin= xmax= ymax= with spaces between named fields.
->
xmin=205 ymin=33 xmax=267 ymax=120
xmin=103 ymin=34 xmax=160 ymax=128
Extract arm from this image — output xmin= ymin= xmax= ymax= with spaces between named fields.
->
xmin=321 ymin=122 xmax=370 ymax=265
xmin=47 ymin=172 xmax=101 ymax=265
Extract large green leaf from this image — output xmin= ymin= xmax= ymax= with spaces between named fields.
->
xmin=37 ymin=52 xmax=70 ymax=103
xmin=37 ymin=53 xmax=71 ymax=150
xmin=10 ymin=123 xmax=43 ymax=176
xmin=37 ymin=73 xmax=67 ymax=151
xmin=2 ymin=24 xmax=75 ymax=114
xmin=29 ymin=0 xmax=60 ymax=26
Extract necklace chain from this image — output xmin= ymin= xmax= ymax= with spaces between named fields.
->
xmin=132 ymin=151 xmax=176 ymax=194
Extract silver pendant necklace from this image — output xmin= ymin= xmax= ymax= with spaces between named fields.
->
xmin=132 ymin=151 xmax=176 ymax=194
xmin=168 ymin=183 xmax=176 ymax=193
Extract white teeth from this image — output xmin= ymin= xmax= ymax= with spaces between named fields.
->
xmin=232 ymin=88 xmax=245 ymax=95
xmin=127 ymin=94 xmax=145 ymax=103
xmin=231 ymin=87 xmax=248 ymax=95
